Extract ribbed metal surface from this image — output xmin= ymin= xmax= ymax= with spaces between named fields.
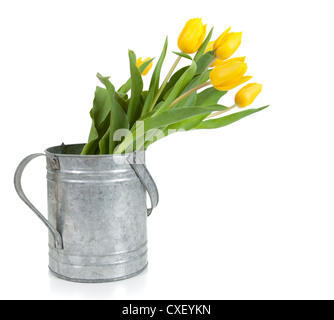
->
xmin=45 ymin=145 xmax=149 ymax=282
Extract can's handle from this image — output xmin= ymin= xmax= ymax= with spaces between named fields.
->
xmin=14 ymin=154 xmax=63 ymax=249
xmin=128 ymin=152 xmax=159 ymax=217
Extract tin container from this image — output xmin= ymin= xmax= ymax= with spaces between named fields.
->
xmin=14 ymin=144 xmax=159 ymax=283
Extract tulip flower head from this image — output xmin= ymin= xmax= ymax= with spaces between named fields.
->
xmin=178 ymin=18 xmax=207 ymax=54
xmin=210 ymin=60 xmax=252 ymax=91
xmin=213 ymin=27 xmax=242 ymax=61
xmin=136 ymin=57 xmax=153 ymax=76
xmin=235 ymin=83 xmax=263 ymax=108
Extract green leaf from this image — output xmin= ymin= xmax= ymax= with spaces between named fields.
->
xmin=168 ymin=93 xmax=229 ymax=131
xmin=162 ymin=87 xmax=174 ymax=101
xmin=97 ymin=73 xmax=130 ymax=153
xmin=138 ymin=101 xmax=164 ymax=121
xmin=172 ymin=79 xmax=200 ymax=109
xmin=141 ymin=37 xmax=168 ymax=117
xmin=81 ymin=86 xmax=113 ymax=155
xmin=168 ymin=105 xmax=228 ymax=132
xmin=99 ymin=127 xmax=110 ymax=154
xmin=81 ymin=115 xmax=99 ymax=155
xmin=141 ymin=90 xmax=148 ymax=101
xmin=116 ymin=104 xmax=229 ymax=153
xmin=154 ymin=60 xmax=197 ymax=113
xmin=135 ymin=104 xmax=228 ymax=151
xmin=114 ymin=91 xmax=129 ymax=113
xmin=144 ymin=87 xmax=225 ymax=147
xmin=118 ymin=58 xmax=154 ymax=94
xmin=172 ymin=70 xmax=215 ymax=109
xmin=200 ymin=69 xmax=211 ymax=83
xmin=117 ymin=92 xmax=128 ymax=100
xmin=194 ymin=27 xmax=214 ymax=62
xmin=195 ymin=51 xmax=215 ymax=75
xmin=195 ymin=106 xmax=269 ymax=130
xmin=168 ymin=114 xmax=209 ymax=131
xmin=127 ymin=50 xmax=144 ymax=127
xmin=173 ymin=92 xmax=197 ymax=108
xmin=158 ymin=66 xmax=189 ymax=104
xmin=196 ymin=87 xmax=227 ymax=106
xmin=89 ymin=87 xmax=111 ymax=128
xmin=173 ymin=51 xmax=192 ymax=60
xmin=145 ymin=104 xmax=227 ymax=131
xmin=98 ymin=101 xmax=130 ymax=154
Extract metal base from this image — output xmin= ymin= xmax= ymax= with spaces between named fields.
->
xmin=49 ymin=264 xmax=148 ymax=284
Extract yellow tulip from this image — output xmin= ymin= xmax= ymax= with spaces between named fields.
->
xmin=178 ymin=18 xmax=207 ymax=54
xmin=210 ymin=60 xmax=252 ymax=91
xmin=136 ymin=57 xmax=153 ymax=76
xmin=235 ymin=83 xmax=263 ymax=108
xmin=213 ymin=27 xmax=242 ymax=60
xmin=205 ymin=41 xmax=246 ymax=67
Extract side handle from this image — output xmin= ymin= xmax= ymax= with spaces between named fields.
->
xmin=128 ymin=152 xmax=159 ymax=217
xmin=14 ymin=154 xmax=63 ymax=249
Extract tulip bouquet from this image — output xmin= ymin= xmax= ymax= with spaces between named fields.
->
xmin=81 ymin=18 xmax=268 ymax=155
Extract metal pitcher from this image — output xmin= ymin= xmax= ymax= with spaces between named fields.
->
xmin=14 ymin=144 xmax=159 ymax=283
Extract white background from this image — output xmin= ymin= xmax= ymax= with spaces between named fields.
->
xmin=1 ymin=0 xmax=334 ymax=300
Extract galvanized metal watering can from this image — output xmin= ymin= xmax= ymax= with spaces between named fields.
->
xmin=14 ymin=144 xmax=159 ymax=283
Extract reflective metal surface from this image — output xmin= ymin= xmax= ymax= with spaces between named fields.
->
xmin=14 ymin=144 xmax=159 ymax=283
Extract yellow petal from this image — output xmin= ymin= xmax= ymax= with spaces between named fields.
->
xmin=141 ymin=57 xmax=153 ymax=76
xmin=136 ymin=57 xmax=143 ymax=68
xmin=178 ymin=18 xmax=207 ymax=54
xmin=235 ymin=83 xmax=262 ymax=108
xmin=204 ymin=41 xmax=215 ymax=54
xmin=213 ymin=27 xmax=231 ymax=50
xmin=210 ymin=61 xmax=248 ymax=91
xmin=211 ymin=59 xmax=224 ymax=67
xmin=196 ymin=24 xmax=207 ymax=51
xmin=225 ymin=56 xmax=246 ymax=64
xmin=210 ymin=62 xmax=247 ymax=87
xmin=216 ymin=76 xmax=253 ymax=91
xmin=213 ymin=56 xmax=246 ymax=68
xmin=207 ymin=42 xmax=240 ymax=68
xmin=215 ymin=32 xmax=242 ymax=60
xmin=215 ymin=67 xmax=247 ymax=88
xmin=136 ymin=57 xmax=153 ymax=76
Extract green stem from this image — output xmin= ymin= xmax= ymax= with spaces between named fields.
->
xmin=168 ymin=81 xmax=211 ymax=110
xmin=196 ymin=57 xmax=218 ymax=78
xmin=204 ymin=57 xmax=218 ymax=73
xmin=148 ymin=56 xmax=182 ymax=112
xmin=206 ymin=104 xmax=237 ymax=119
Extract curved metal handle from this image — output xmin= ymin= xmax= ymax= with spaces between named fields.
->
xmin=14 ymin=154 xmax=63 ymax=249
xmin=128 ymin=152 xmax=159 ymax=217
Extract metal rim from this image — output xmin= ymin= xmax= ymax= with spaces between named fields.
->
xmin=45 ymin=143 xmax=143 ymax=158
